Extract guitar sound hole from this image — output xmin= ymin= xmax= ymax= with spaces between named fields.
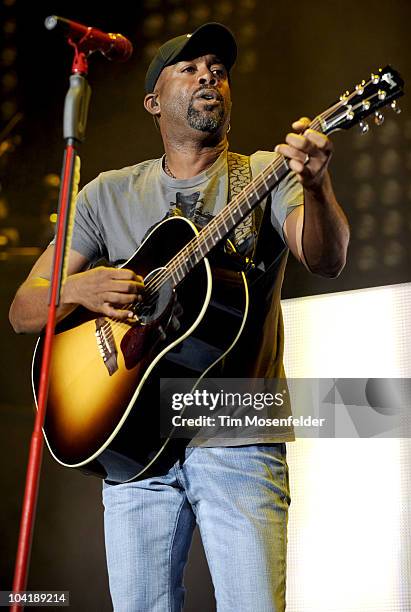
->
xmin=134 ymin=267 xmax=174 ymax=325
xmin=135 ymin=290 xmax=158 ymax=319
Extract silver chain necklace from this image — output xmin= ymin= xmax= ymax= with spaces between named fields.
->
xmin=164 ymin=157 xmax=176 ymax=179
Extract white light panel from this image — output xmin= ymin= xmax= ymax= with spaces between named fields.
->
xmin=282 ymin=283 xmax=411 ymax=611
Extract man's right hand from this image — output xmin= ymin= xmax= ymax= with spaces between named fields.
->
xmin=64 ymin=266 xmax=145 ymax=320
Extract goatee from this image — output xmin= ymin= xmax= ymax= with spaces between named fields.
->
xmin=187 ymin=101 xmax=225 ymax=133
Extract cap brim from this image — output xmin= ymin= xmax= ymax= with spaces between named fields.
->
xmin=171 ymin=22 xmax=237 ymax=71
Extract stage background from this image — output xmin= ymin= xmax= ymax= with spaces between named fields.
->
xmin=0 ymin=1 xmax=410 ymax=610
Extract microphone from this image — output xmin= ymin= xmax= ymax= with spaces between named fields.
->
xmin=44 ymin=15 xmax=133 ymax=62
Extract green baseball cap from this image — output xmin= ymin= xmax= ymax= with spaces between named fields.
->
xmin=144 ymin=22 xmax=237 ymax=94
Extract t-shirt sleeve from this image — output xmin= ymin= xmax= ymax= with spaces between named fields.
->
xmin=250 ymin=150 xmax=304 ymax=242
xmin=50 ymin=176 xmax=106 ymax=263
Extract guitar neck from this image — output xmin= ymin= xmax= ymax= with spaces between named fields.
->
xmin=159 ymin=63 xmax=405 ymax=290
xmin=166 ymin=115 xmax=323 ymax=288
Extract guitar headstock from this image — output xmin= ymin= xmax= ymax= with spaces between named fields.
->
xmin=316 ymin=65 xmax=404 ymax=135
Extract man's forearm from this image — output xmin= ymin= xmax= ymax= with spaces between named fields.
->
xmin=9 ymin=276 xmax=79 ymax=335
xmin=10 ymin=265 xmax=145 ymax=335
xmin=302 ymin=171 xmax=350 ymax=277
xmin=275 ymin=118 xmax=350 ymax=277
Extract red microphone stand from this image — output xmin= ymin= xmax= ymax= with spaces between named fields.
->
xmin=11 ymin=42 xmax=91 ymax=611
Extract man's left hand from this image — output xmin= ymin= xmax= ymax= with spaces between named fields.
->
xmin=275 ymin=117 xmax=332 ymax=191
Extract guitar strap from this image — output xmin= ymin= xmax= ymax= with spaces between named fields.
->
xmin=227 ymin=151 xmax=264 ymax=262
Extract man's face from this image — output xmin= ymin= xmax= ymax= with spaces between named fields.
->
xmin=154 ymin=53 xmax=232 ymax=135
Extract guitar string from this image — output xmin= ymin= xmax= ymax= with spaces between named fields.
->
xmin=132 ymin=115 xmax=323 ymax=298
xmin=104 ymin=95 xmax=370 ymax=330
xmin=104 ymin=87 xmax=390 ymax=330
xmin=103 ymin=113 xmax=329 ymax=330
xmin=123 ymin=110 xmax=331 ymax=301
xmin=143 ymin=87 xmax=387 ymax=296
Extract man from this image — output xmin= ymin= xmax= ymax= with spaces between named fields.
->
xmin=9 ymin=22 xmax=349 ymax=612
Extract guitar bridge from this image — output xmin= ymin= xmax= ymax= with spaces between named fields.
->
xmin=95 ymin=318 xmax=119 ymax=376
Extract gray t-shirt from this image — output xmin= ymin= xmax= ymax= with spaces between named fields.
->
xmin=69 ymin=147 xmax=303 ymax=444
xmin=71 ymin=148 xmax=302 ymax=265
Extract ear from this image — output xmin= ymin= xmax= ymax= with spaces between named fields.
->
xmin=144 ymin=93 xmax=161 ymax=117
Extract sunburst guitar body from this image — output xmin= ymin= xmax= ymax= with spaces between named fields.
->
xmin=32 ymin=216 xmax=249 ymax=482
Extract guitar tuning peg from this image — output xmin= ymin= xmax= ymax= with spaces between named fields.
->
xmin=374 ymin=110 xmax=384 ymax=126
xmin=371 ymin=73 xmax=380 ymax=84
xmin=359 ymin=120 xmax=369 ymax=135
xmin=391 ymin=100 xmax=401 ymax=114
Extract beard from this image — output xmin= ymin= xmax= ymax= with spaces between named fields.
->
xmin=186 ymin=94 xmax=226 ymax=133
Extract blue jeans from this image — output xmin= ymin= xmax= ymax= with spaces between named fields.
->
xmin=102 ymin=443 xmax=291 ymax=612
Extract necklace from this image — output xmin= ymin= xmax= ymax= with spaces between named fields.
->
xmin=164 ymin=157 xmax=176 ymax=179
